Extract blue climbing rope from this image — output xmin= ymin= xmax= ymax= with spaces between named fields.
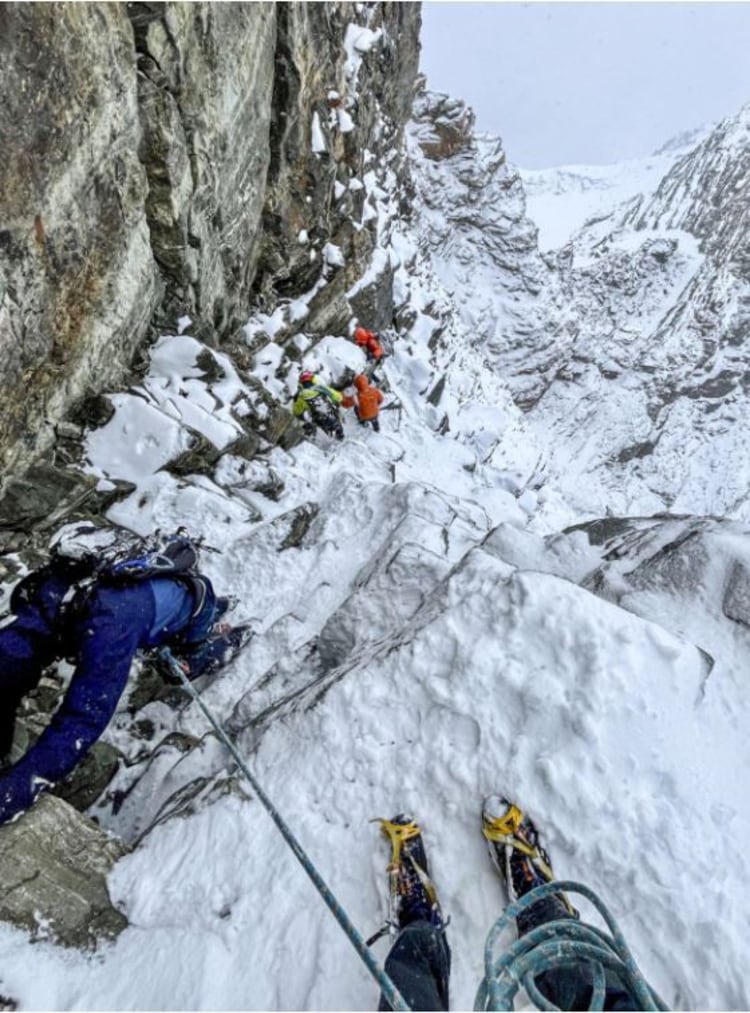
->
xmin=474 ymin=880 xmax=668 ymax=1011
xmin=157 ymin=648 xmax=410 ymax=1012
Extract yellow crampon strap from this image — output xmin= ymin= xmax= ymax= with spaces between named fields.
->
xmin=482 ymin=804 xmax=539 ymax=859
xmin=482 ymin=803 xmax=525 ymax=838
xmin=376 ymin=817 xmax=422 ymax=868
xmin=483 ymin=806 xmax=577 ymax=917
xmin=376 ymin=818 xmax=441 ymax=912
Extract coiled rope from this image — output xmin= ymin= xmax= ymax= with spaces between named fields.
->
xmin=474 ymin=880 xmax=668 ymax=1011
xmin=158 ymin=648 xmax=410 ymax=1012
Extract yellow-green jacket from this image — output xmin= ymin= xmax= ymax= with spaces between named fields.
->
xmin=292 ymin=376 xmax=344 ymax=417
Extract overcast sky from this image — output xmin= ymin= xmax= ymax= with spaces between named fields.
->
xmin=419 ymin=2 xmax=750 ymax=168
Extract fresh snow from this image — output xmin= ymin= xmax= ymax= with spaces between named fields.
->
xmin=519 ymin=126 xmax=711 ymax=251
xmin=0 ymin=86 xmax=748 ymax=1013
xmin=520 ymin=155 xmax=681 ymax=250
xmin=311 ymin=112 xmax=327 ymax=156
xmin=3 ymin=277 xmax=747 ymax=1011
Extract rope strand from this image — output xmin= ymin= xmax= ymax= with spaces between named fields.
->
xmin=158 ymin=648 xmax=410 ymax=1012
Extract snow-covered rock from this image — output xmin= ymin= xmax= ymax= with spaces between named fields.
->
xmin=484 ymin=101 xmax=750 ymax=525
xmin=1 ymin=73 xmax=750 ymax=1013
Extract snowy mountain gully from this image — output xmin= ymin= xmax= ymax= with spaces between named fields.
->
xmin=0 ymin=15 xmax=749 ymax=1013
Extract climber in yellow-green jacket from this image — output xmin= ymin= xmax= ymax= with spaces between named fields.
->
xmin=292 ymin=370 xmax=345 ymax=441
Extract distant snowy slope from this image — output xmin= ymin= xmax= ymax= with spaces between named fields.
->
xmin=520 ymin=124 xmax=710 ymax=250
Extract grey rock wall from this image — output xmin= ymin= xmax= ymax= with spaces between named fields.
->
xmin=253 ymin=2 xmax=421 ymax=320
xmin=0 ymin=3 xmax=158 ymax=474
xmin=128 ymin=2 xmax=276 ymax=337
xmin=0 ymin=1 xmax=421 ymax=477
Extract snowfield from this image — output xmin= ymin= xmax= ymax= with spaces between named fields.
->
xmin=1 ymin=314 xmax=747 ymax=1010
xmin=519 ymin=124 xmax=710 ymax=250
xmin=1 ymin=97 xmax=749 ymax=1013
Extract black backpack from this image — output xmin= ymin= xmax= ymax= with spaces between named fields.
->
xmin=10 ymin=526 xmax=201 ymax=622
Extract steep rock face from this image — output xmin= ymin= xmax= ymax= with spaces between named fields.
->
xmin=128 ymin=2 xmax=277 ymax=339
xmin=0 ymin=2 xmax=421 ymax=476
xmin=407 ymin=89 xmax=552 ymax=378
xmin=0 ymin=4 xmax=158 ymax=474
xmin=253 ymin=3 xmax=421 ymax=329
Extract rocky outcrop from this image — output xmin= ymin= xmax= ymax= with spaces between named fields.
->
xmin=0 ymin=4 xmax=158 ymax=475
xmin=405 ymin=87 xmax=552 ymax=396
xmin=626 ymin=103 xmax=750 ymax=269
xmin=0 ymin=794 xmax=128 ymax=947
xmin=468 ymin=99 xmax=750 ymax=519
xmin=0 ymin=2 xmax=421 ymax=476
xmin=128 ymin=3 xmax=277 ymax=340
xmin=411 ymin=87 xmax=474 ymax=160
xmin=409 ymin=89 xmax=545 ymax=290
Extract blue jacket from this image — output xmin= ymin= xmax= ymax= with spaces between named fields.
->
xmin=0 ymin=571 xmax=216 ymax=823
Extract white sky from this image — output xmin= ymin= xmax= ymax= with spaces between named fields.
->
xmin=419 ymin=2 xmax=750 ymax=168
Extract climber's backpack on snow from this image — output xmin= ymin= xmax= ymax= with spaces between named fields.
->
xmin=10 ymin=525 xmax=201 ymax=629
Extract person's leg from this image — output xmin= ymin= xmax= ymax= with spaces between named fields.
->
xmin=0 ymin=579 xmax=65 ymax=756
xmin=17 ymin=583 xmax=149 ymax=773
xmin=482 ymin=797 xmax=639 ymax=1011
xmin=379 ymin=921 xmax=450 ymax=1012
xmin=0 ymin=583 xmax=154 ymax=822
xmin=0 ymin=624 xmax=48 ymax=754
xmin=376 ymin=816 xmax=450 ymax=1011
xmin=371 ymin=417 xmax=380 ymax=433
xmin=528 ymin=946 xmax=638 ymax=1011
xmin=515 ymin=875 xmax=594 ymax=1010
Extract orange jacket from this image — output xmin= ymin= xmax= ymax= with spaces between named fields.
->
xmin=353 ymin=327 xmax=384 ymax=361
xmin=343 ymin=374 xmax=383 ymax=421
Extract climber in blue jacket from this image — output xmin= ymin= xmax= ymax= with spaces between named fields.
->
xmin=0 ymin=532 xmax=248 ymax=825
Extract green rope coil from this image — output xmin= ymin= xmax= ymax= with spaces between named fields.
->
xmin=474 ymin=880 xmax=669 ymax=1012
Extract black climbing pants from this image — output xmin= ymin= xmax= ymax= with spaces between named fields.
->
xmin=379 ymin=894 xmax=639 ymax=1011
xmin=378 ymin=921 xmax=451 ymax=1012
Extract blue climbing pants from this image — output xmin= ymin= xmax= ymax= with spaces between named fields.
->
xmin=0 ymin=573 xmax=217 ymax=822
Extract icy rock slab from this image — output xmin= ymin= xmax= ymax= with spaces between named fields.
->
xmin=0 ymin=794 xmax=128 ymax=947
xmin=723 ymin=561 xmax=750 ymax=626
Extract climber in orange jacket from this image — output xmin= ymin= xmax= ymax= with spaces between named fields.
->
xmin=353 ymin=326 xmax=386 ymax=367
xmin=342 ymin=373 xmax=384 ymax=433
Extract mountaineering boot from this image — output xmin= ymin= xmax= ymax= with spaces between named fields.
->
xmin=174 ymin=623 xmax=254 ymax=680
xmin=375 ymin=815 xmax=452 ymax=1013
xmin=481 ymin=795 xmax=577 ymax=917
xmin=214 ymin=596 xmax=238 ymax=620
xmin=378 ymin=814 xmax=444 ymax=932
